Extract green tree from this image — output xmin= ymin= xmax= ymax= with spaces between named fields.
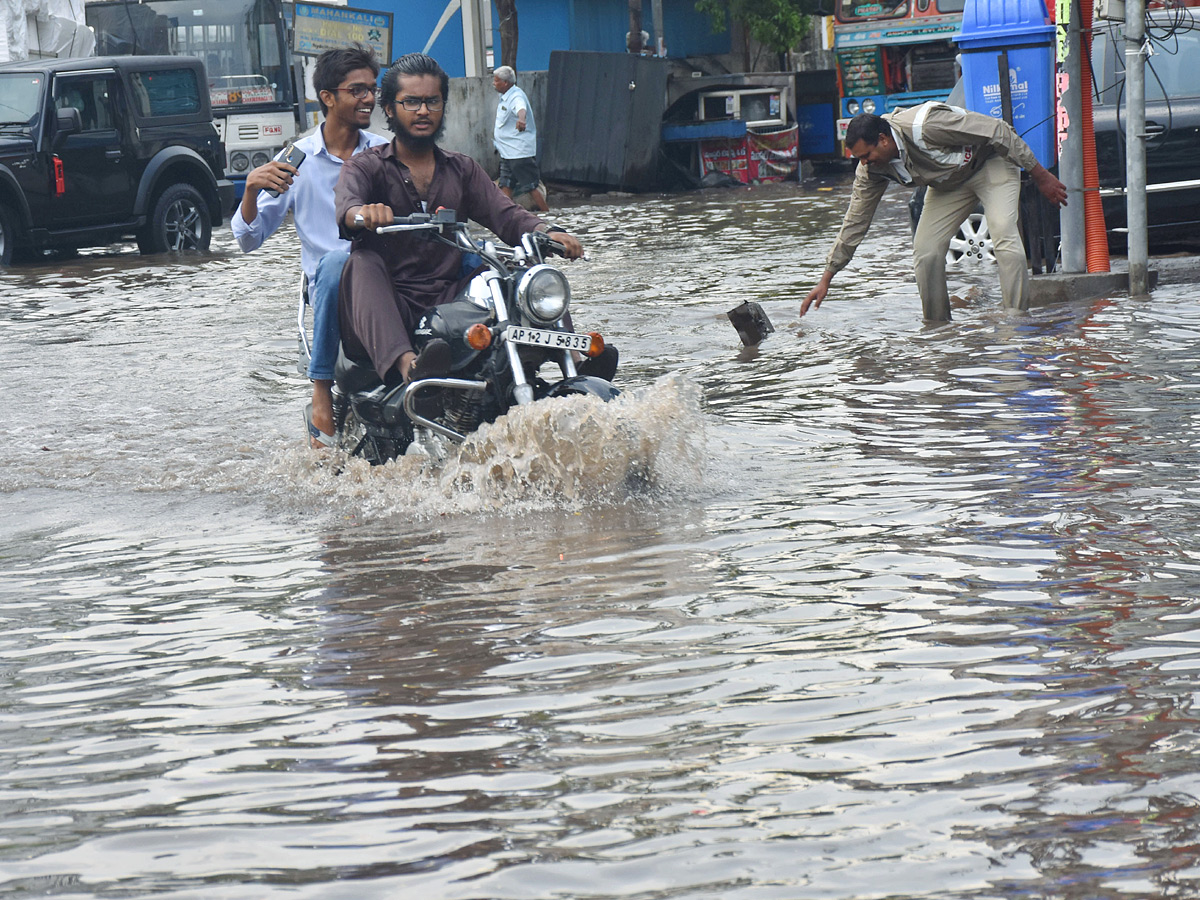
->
xmin=696 ymin=0 xmax=817 ymax=56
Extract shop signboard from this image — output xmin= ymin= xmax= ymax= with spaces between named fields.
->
xmin=293 ymin=2 xmax=392 ymax=59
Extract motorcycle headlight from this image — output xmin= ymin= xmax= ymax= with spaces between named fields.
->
xmin=517 ymin=264 xmax=570 ymax=325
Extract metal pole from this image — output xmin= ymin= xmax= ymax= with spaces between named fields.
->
xmin=461 ymin=0 xmax=485 ymax=77
xmin=1125 ymin=0 xmax=1149 ymax=295
xmin=651 ymin=0 xmax=666 ymax=57
xmin=1058 ymin=0 xmax=1086 ymax=273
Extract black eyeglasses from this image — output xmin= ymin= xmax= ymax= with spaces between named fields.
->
xmin=333 ymin=84 xmax=378 ymax=99
xmin=398 ymin=95 xmax=443 ymax=111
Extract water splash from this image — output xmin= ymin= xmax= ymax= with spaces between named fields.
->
xmin=276 ymin=375 xmax=707 ymax=519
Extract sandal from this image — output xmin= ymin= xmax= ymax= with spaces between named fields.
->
xmin=303 ymin=401 xmax=335 ymax=449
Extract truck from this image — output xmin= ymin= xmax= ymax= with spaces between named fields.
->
xmin=833 ymin=0 xmax=963 ymax=141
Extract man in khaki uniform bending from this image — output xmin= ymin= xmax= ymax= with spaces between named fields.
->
xmin=802 ymin=102 xmax=1068 ymax=322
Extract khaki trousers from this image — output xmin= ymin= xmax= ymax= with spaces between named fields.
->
xmin=911 ymin=155 xmax=1028 ymax=321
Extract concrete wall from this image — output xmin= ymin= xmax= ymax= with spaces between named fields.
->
xmin=361 ymin=71 xmax=550 ymax=179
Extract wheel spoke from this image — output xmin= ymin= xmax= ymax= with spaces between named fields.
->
xmin=165 ymin=200 xmax=202 ymax=250
xmin=946 ymin=213 xmax=995 ymax=266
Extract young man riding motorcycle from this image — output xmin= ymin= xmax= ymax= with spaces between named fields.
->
xmin=334 ymin=53 xmax=584 ymax=386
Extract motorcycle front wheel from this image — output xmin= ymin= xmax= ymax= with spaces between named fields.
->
xmin=543 ymin=375 xmax=621 ymax=402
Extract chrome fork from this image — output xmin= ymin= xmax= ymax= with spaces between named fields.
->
xmin=483 ymin=270 xmax=535 ymax=406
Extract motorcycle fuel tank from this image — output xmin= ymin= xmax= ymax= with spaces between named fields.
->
xmin=417 ymin=299 xmax=493 ymax=371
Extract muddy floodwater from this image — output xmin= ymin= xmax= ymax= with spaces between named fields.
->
xmin=5 ymin=181 xmax=1200 ymax=899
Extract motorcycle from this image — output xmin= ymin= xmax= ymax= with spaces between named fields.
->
xmin=298 ymin=208 xmax=619 ymax=466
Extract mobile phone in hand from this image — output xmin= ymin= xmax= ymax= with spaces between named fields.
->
xmin=265 ymin=142 xmax=305 ymax=197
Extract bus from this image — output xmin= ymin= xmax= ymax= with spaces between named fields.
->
xmin=86 ymin=0 xmax=301 ymax=198
xmin=833 ymin=0 xmax=964 ymax=143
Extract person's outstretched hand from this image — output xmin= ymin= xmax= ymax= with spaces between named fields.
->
xmin=1032 ymin=165 xmax=1068 ymax=207
xmin=802 ymin=271 xmax=834 ymax=316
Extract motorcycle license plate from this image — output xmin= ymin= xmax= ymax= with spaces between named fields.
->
xmin=505 ymin=325 xmax=591 ymax=352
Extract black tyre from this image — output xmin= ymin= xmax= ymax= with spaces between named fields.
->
xmin=0 ymin=202 xmax=16 ymax=266
xmin=545 ymin=374 xmax=621 ymax=402
xmin=137 ymin=183 xmax=211 ymax=255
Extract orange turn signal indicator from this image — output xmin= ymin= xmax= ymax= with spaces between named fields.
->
xmin=466 ymin=323 xmax=492 ymax=350
xmin=585 ymin=332 xmax=605 ymax=358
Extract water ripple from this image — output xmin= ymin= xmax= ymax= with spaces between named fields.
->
xmin=5 ymin=186 xmax=1200 ymax=898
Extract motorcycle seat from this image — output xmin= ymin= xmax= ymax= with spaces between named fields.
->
xmin=334 ymin=346 xmax=388 ymax=394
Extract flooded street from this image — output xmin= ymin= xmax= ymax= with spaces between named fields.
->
xmin=5 ymin=181 xmax=1200 ymax=899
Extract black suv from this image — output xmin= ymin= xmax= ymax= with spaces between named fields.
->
xmin=1092 ymin=12 xmax=1200 ymax=246
xmin=0 ymin=55 xmax=234 ymax=265
xmin=909 ymin=14 xmax=1200 ymax=261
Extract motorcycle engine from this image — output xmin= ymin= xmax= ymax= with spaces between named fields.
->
xmin=443 ymin=389 xmax=482 ymax=434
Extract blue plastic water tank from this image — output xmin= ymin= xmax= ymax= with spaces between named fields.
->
xmin=954 ymin=0 xmax=1056 ymax=167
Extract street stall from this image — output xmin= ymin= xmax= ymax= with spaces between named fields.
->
xmin=661 ymin=82 xmax=799 ymax=185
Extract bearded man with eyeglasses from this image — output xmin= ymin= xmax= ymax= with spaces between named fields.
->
xmin=232 ymin=44 xmax=388 ymax=447
xmin=333 ymin=53 xmax=585 ymax=386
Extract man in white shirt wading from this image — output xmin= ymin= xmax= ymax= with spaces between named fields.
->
xmin=231 ymin=44 xmax=388 ymax=446
xmin=491 ymin=65 xmax=549 ymax=213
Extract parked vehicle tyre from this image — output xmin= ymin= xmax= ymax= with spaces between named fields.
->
xmin=137 ymin=183 xmax=211 ymax=254
xmin=0 ymin=202 xmax=15 ymax=266
xmin=946 ymin=212 xmax=995 ymax=266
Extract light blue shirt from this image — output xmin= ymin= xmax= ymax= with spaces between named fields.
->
xmin=493 ymin=84 xmax=537 ymax=160
xmin=231 ymin=124 xmax=388 ymax=279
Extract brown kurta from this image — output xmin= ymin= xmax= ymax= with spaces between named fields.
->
xmin=335 ymin=141 xmax=545 ymax=379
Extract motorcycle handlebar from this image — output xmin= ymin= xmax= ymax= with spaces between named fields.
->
xmin=354 ymin=208 xmax=461 ymax=234
xmin=365 ymin=210 xmax=575 ymax=259
xmin=374 ymin=221 xmax=441 ymax=234
xmin=392 ymin=209 xmax=459 ymax=227
xmin=374 ymin=212 xmax=462 ymax=235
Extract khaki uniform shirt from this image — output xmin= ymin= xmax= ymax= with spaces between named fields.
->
xmin=825 ymin=102 xmax=1043 ymax=274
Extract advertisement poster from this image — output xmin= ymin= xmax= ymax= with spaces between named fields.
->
xmin=700 ymin=127 xmax=799 ymax=183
